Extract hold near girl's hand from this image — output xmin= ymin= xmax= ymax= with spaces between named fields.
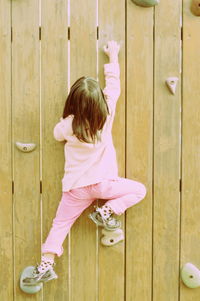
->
xmin=103 ymin=40 xmax=120 ymax=63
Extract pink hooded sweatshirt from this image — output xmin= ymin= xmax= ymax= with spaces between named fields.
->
xmin=53 ymin=62 xmax=121 ymax=192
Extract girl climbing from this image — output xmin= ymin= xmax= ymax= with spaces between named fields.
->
xmin=22 ymin=40 xmax=146 ymax=286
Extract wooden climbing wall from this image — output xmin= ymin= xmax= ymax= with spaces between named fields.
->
xmin=1 ymin=0 xmax=200 ymax=300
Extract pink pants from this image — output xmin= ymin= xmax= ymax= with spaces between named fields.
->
xmin=42 ymin=177 xmax=146 ymax=257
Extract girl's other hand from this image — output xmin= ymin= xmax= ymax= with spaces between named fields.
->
xmin=103 ymin=40 xmax=120 ymax=62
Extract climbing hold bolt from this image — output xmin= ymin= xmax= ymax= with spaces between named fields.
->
xmin=191 ymin=0 xmax=200 ymax=16
xmin=15 ymin=142 xmax=36 ymax=153
xmin=165 ymin=77 xmax=179 ymax=95
xmin=131 ymin=0 xmax=159 ymax=7
xmin=181 ymin=263 xmax=200 ymax=288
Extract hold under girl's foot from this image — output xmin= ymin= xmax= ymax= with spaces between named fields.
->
xmin=89 ymin=206 xmax=121 ymax=231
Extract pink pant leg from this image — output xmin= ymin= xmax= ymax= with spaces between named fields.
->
xmin=96 ymin=177 xmax=147 ymax=215
xmin=42 ymin=188 xmax=94 ymax=257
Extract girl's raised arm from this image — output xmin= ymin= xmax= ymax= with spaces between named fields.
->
xmin=102 ymin=41 xmax=121 ymax=111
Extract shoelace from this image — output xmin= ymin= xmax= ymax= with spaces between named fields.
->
xmin=95 ymin=207 xmax=113 ymax=221
xmin=32 ymin=264 xmax=40 ymax=276
xmin=34 ymin=261 xmax=56 ymax=275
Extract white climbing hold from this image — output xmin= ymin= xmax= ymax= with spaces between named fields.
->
xmin=101 ymin=228 xmax=124 ymax=246
xmin=181 ymin=263 xmax=200 ymax=288
xmin=16 ymin=142 xmax=36 ymax=153
xmin=165 ymin=77 xmax=179 ymax=95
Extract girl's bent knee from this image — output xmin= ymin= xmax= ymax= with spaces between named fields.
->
xmin=138 ymin=183 xmax=147 ymax=200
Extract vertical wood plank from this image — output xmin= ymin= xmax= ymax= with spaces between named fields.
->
xmin=126 ymin=1 xmax=153 ymax=300
xmin=154 ymin=0 xmax=181 ymax=300
xmin=98 ymin=0 xmax=126 ymax=300
xmin=70 ymin=1 xmax=98 ymax=300
xmin=180 ymin=0 xmax=200 ymax=300
xmin=5 ymin=1 xmax=200 ymax=299
xmin=41 ymin=1 xmax=69 ymax=300
xmin=0 ymin=1 xmax=13 ymax=300
xmin=12 ymin=1 xmax=41 ymax=299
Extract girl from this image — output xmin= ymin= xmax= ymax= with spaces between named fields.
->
xmin=23 ymin=40 xmax=146 ymax=286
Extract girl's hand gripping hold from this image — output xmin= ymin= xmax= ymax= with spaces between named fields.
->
xmin=103 ymin=40 xmax=120 ymax=63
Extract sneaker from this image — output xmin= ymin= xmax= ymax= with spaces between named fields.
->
xmin=22 ymin=264 xmax=58 ymax=286
xmin=89 ymin=206 xmax=121 ymax=231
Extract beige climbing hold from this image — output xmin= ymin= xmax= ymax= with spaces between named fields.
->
xmin=181 ymin=263 xmax=200 ymax=288
xmin=15 ymin=142 xmax=36 ymax=153
xmin=165 ymin=77 xmax=179 ymax=95
xmin=101 ymin=228 xmax=124 ymax=246
xmin=191 ymin=0 xmax=200 ymax=16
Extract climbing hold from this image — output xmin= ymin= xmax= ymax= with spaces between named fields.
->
xmin=15 ymin=142 xmax=36 ymax=153
xmin=131 ymin=0 xmax=159 ymax=7
xmin=19 ymin=266 xmax=43 ymax=294
xmin=181 ymin=263 xmax=200 ymax=288
xmin=191 ymin=0 xmax=200 ymax=16
xmin=101 ymin=228 xmax=124 ymax=246
xmin=165 ymin=77 xmax=179 ymax=95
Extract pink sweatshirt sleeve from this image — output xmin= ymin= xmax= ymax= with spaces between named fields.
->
xmin=53 ymin=119 xmax=65 ymax=141
xmin=53 ymin=117 xmax=72 ymax=141
xmin=102 ymin=62 xmax=121 ymax=111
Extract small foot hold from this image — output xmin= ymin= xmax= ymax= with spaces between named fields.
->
xmin=19 ymin=266 xmax=43 ymax=294
xmin=101 ymin=228 xmax=124 ymax=246
xmin=191 ymin=0 xmax=200 ymax=16
xmin=181 ymin=263 xmax=200 ymax=288
xmin=165 ymin=77 xmax=179 ymax=95
xmin=131 ymin=0 xmax=159 ymax=7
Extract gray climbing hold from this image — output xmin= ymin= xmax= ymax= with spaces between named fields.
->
xmin=20 ymin=266 xmax=43 ymax=294
xmin=181 ymin=263 xmax=200 ymax=289
xmin=131 ymin=0 xmax=159 ymax=7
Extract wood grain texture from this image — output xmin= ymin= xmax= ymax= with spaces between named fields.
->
xmin=0 ymin=0 xmax=13 ymax=300
xmin=180 ymin=0 xmax=200 ymax=300
xmin=3 ymin=1 xmax=200 ymax=299
xmin=126 ymin=1 xmax=153 ymax=300
xmin=98 ymin=0 xmax=126 ymax=300
xmin=70 ymin=1 xmax=98 ymax=300
xmin=41 ymin=1 xmax=69 ymax=300
xmin=12 ymin=0 xmax=41 ymax=299
xmin=153 ymin=0 xmax=181 ymax=300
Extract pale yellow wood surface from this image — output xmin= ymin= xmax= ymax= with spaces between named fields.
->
xmin=180 ymin=0 xmax=200 ymax=300
xmin=0 ymin=1 xmax=13 ymax=300
xmin=98 ymin=0 xmax=125 ymax=300
xmin=126 ymin=1 xmax=153 ymax=300
xmin=12 ymin=0 xmax=41 ymax=300
xmin=70 ymin=1 xmax=98 ymax=300
xmin=153 ymin=0 xmax=181 ymax=300
xmin=41 ymin=1 xmax=69 ymax=300
xmin=4 ymin=1 xmax=200 ymax=299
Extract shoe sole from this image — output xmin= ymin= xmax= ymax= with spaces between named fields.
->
xmin=24 ymin=274 xmax=58 ymax=286
xmin=88 ymin=213 xmax=121 ymax=231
